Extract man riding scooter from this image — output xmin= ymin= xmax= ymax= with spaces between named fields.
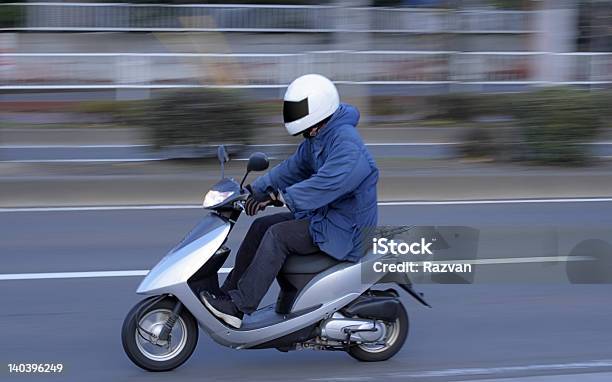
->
xmin=200 ymin=74 xmax=379 ymax=329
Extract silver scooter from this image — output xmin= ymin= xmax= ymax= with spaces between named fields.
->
xmin=122 ymin=146 xmax=430 ymax=372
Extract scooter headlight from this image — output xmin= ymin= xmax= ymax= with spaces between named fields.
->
xmin=203 ymin=190 xmax=233 ymax=208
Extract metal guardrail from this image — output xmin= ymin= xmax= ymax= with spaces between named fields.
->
xmin=1 ymin=3 xmax=538 ymax=33
xmin=2 ymin=51 xmax=611 ymax=89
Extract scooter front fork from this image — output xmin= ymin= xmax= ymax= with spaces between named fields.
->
xmin=158 ymin=301 xmax=183 ymax=342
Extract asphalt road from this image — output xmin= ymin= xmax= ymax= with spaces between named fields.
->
xmin=1 ymin=202 xmax=612 ymax=381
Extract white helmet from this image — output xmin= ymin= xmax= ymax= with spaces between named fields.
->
xmin=283 ymin=74 xmax=340 ymax=136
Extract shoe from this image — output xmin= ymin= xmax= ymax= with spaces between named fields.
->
xmin=202 ymin=289 xmax=230 ymax=300
xmin=200 ymin=291 xmax=244 ymax=329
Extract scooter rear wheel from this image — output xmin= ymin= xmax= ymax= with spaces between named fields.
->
xmin=122 ymin=297 xmax=198 ymax=371
xmin=347 ymin=302 xmax=408 ymax=362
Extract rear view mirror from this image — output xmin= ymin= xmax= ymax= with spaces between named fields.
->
xmin=217 ymin=145 xmax=230 ymax=178
xmin=217 ymin=145 xmax=229 ymax=164
xmin=240 ymin=152 xmax=269 ymax=188
xmin=247 ymin=152 xmax=269 ymax=172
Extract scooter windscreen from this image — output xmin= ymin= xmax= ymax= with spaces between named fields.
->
xmin=203 ymin=178 xmax=242 ymax=209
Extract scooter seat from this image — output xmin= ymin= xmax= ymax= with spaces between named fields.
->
xmin=281 ymin=252 xmax=344 ymax=274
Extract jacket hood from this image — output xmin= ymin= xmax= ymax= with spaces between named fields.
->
xmin=316 ymin=103 xmax=360 ymax=140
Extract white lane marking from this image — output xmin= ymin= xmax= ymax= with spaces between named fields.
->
xmin=1 ymin=198 xmax=612 ymax=213
xmin=0 ymin=256 xmax=592 ymax=281
xmin=416 ymin=255 xmax=593 ymax=266
xmin=0 ymin=268 xmax=233 ymax=281
xmin=378 ymin=198 xmax=612 ymax=206
xmin=311 ymin=378 xmax=373 ymax=382
xmin=0 ymin=270 xmax=149 ymax=280
xmin=386 ymin=360 xmax=612 ymax=378
xmin=0 ymin=205 xmax=201 ymax=212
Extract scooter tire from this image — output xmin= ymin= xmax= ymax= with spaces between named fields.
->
xmin=122 ymin=296 xmax=198 ymax=372
xmin=347 ymin=302 xmax=409 ymax=362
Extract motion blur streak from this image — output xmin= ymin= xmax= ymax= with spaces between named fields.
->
xmin=0 ymin=257 xmax=591 ymax=281
xmin=2 ymin=198 xmax=612 ymax=213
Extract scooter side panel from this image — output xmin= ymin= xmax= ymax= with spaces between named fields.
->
xmin=137 ymin=215 xmax=230 ymax=295
xmin=200 ymin=292 xmax=362 ymax=348
xmin=189 ymin=253 xmax=386 ymax=348
xmin=292 ymin=252 xmax=385 ymax=312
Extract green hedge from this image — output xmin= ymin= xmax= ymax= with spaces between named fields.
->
xmin=512 ymin=88 xmax=606 ymax=164
xmin=436 ymin=88 xmax=610 ymax=165
xmin=0 ymin=5 xmax=24 ymax=28
xmin=130 ymin=89 xmax=258 ymax=149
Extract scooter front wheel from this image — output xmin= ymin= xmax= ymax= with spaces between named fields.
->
xmin=122 ymin=296 xmax=198 ymax=371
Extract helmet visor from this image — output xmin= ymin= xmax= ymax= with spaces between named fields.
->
xmin=283 ymin=98 xmax=309 ymax=124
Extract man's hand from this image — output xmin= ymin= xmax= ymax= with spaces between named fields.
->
xmin=244 ymin=196 xmax=270 ymax=216
xmin=243 ymin=184 xmax=284 ymax=216
xmin=268 ymin=190 xmax=285 ymax=207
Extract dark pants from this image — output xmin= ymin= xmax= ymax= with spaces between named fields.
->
xmin=221 ymin=212 xmax=322 ymax=314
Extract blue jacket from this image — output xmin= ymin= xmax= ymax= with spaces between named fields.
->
xmin=252 ymin=104 xmax=378 ymax=262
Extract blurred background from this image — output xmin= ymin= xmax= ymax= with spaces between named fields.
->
xmin=2 ymin=2 xmax=612 ymax=381
xmin=1 ymin=0 xmax=612 ymax=181
xmin=2 ymin=0 xmax=612 ymax=207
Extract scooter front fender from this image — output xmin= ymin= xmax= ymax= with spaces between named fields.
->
xmin=137 ymin=214 xmax=230 ymax=295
